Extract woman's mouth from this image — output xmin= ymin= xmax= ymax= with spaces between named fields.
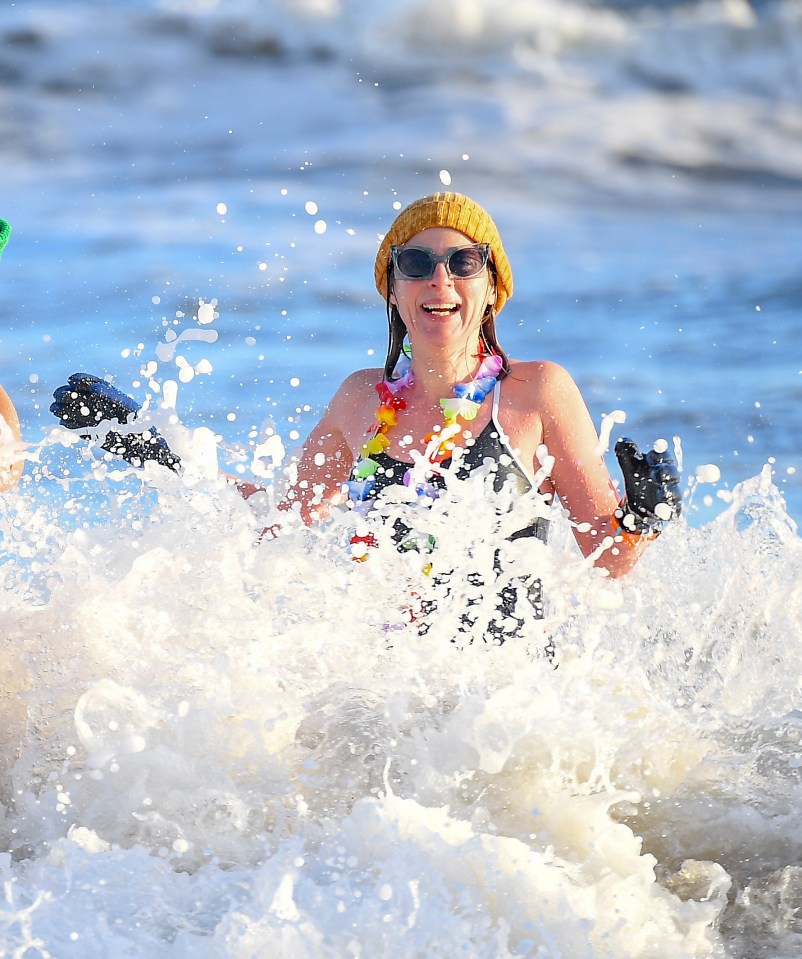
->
xmin=422 ymin=303 xmax=460 ymax=317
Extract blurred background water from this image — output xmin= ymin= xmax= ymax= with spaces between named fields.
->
xmin=1 ymin=0 xmax=800 ymax=524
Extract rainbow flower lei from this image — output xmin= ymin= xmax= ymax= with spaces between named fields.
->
xmin=346 ymin=350 xmax=504 ymax=507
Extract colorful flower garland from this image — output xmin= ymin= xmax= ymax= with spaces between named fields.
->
xmin=346 ymin=350 xmax=504 ymax=508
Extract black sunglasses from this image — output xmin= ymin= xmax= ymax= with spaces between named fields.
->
xmin=391 ymin=244 xmax=490 ymax=281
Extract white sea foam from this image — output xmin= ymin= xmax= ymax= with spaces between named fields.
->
xmin=1 ymin=424 xmax=801 ymax=956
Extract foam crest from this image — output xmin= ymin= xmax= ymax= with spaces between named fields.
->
xmin=1 ymin=427 xmax=801 ymax=954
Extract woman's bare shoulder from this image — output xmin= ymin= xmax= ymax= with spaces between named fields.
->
xmin=330 ymin=366 xmax=382 ymax=403
xmin=503 ymin=361 xmax=589 ymax=429
xmin=339 ymin=366 xmax=383 ymax=389
xmin=506 ymin=359 xmax=578 ymax=394
xmin=319 ymin=366 xmax=383 ymax=425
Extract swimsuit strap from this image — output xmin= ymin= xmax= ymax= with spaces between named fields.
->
xmin=484 ymin=380 xmax=535 ymax=488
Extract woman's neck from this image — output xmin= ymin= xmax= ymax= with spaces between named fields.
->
xmin=407 ymin=343 xmax=481 ymax=398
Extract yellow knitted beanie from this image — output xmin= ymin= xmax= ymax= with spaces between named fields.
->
xmin=374 ymin=193 xmax=513 ymax=314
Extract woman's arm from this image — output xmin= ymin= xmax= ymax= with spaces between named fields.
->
xmin=279 ymin=369 xmax=379 ymax=524
xmin=280 ymin=417 xmax=353 ymax=524
xmin=538 ymin=362 xmax=648 ymax=577
xmin=0 ymin=385 xmax=23 ymax=492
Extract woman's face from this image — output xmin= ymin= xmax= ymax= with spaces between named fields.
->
xmin=389 ymin=227 xmax=496 ymax=350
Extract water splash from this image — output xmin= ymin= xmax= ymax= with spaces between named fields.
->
xmin=1 ymin=423 xmax=801 ymax=955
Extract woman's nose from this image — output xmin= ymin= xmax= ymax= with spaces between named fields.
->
xmin=428 ymin=262 xmax=454 ymax=285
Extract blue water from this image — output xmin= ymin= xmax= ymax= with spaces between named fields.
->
xmin=2 ymin=0 xmax=800 ymax=524
xmin=2 ymin=2 xmax=802 ymax=956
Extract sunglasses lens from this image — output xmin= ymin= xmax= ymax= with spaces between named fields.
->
xmin=448 ymin=246 xmax=488 ymax=278
xmin=394 ymin=248 xmax=434 ymax=279
xmin=392 ymin=245 xmax=489 ymax=280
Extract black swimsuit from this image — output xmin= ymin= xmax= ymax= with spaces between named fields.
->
xmin=363 ymin=383 xmax=550 ymax=644
xmin=367 ymin=383 xmax=548 ymax=541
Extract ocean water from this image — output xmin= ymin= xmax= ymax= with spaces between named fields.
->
xmin=1 ymin=0 xmax=802 ymax=956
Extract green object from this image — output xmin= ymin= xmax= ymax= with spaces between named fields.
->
xmin=0 ymin=218 xmax=10 ymax=258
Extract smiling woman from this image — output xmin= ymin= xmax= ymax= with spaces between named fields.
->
xmin=281 ymin=192 xmax=683 ymax=629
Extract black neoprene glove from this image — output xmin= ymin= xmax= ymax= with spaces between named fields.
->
xmin=50 ymin=373 xmax=181 ymax=472
xmin=614 ymin=437 xmax=681 ymax=534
